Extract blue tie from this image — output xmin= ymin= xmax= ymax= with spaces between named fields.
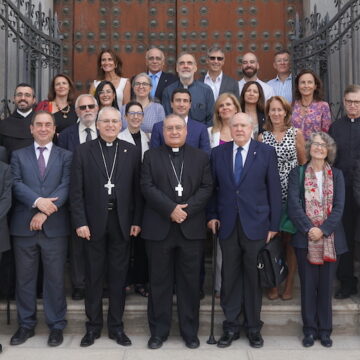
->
xmin=234 ymin=147 xmax=243 ymax=185
xmin=150 ymin=74 xmax=157 ymax=98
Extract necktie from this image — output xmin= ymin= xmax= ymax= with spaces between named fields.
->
xmin=150 ymin=74 xmax=157 ymax=98
xmin=85 ymin=128 xmax=92 ymax=142
xmin=234 ymin=147 xmax=243 ymax=185
xmin=38 ymin=147 xmax=46 ymax=177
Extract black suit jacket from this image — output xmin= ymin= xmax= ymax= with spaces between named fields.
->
xmin=57 ymin=123 xmax=80 ymax=153
xmin=70 ymin=139 xmax=142 ymax=241
xmin=199 ymin=73 xmax=240 ymax=99
xmin=141 ymin=144 xmax=213 ymax=241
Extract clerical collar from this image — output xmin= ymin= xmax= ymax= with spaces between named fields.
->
xmin=17 ymin=109 xmax=33 ymax=118
xmin=99 ymin=136 xmax=118 ymax=147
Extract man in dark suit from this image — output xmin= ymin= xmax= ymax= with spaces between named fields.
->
xmin=207 ymin=112 xmax=281 ymax=348
xmin=70 ymin=106 xmax=142 ymax=347
xmin=57 ymin=94 xmax=98 ymax=300
xmin=9 ymin=111 xmax=72 ymax=347
xmin=199 ymin=46 xmax=240 ymax=100
xmin=150 ymin=88 xmax=210 ymax=154
xmin=141 ymin=114 xmax=213 ymax=349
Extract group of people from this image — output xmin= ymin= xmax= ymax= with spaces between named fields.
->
xmin=0 ymin=45 xmax=359 ymax=352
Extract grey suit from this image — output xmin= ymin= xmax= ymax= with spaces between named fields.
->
xmin=10 ymin=144 xmax=72 ymax=330
xmin=0 ymin=161 xmax=11 ymax=255
xmin=199 ymin=73 xmax=240 ymax=99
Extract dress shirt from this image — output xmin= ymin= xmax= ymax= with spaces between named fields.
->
xmin=204 ymin=71 xmax=223 ymax=100
xmin=78 ymin=122 xmax=97 ymax=144
xmin=238 ymin=78 xmax=275 ymax=102
xmin=267 ymin=74 xmax=293 ymax=103
xmin=149 ymin=71 xmax=162 ymax=97
xmin=232 ymin=138 xmax=251 ymax=170
xmin=34 ymin=141 xmax=53 ymax=166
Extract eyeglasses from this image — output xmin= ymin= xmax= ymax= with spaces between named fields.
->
xmin=209 ymin=56 xmax=224 ymax=61
xmin=98 ymin=119 xmax=120 ymax=124
xmin=134 ymin=82 xmax=151 ymax=87
xmin=127 ymin=111 xmax=144 ymax=117
xmin=164 ymin=125 xmax=185 ymax=132
xmin=148 ymin=56 xmax=162 ymax=61
xmin=78 ymin=104 xmax=96 ymax=110
xmin=311 ymin=142 xmax=327 ymax=148
xmin=98 ymin=90 xmax=113 ymax=95
xmin=345 ymin=99 xmax=360 ymax=106
xmin=15 ymin=92 xmax=33 ymax=98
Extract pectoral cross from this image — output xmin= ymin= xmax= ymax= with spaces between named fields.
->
xmin=104 ymin=180 xmax=115 ymax=195
xmin=175 ymin=183 xmax=183 ymax=197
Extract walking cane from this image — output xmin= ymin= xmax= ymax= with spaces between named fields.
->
xmin=207 ymin=225 xmax=218 ymax=345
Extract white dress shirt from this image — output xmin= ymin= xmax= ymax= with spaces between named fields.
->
xmin=34 ymin=141 xmax=53 ymax=166
xmin=204 ymin=71 xmax=223 ymax=100
xmin=78 ymin=122 xmax=97 ymax=144
xmin=232 ymin=138 xmax=251 ymax=171
xmin=238 ymin=78 xmax=275 ymax=102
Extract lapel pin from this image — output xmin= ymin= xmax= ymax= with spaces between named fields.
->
xmin=124 ymin=149 xmax=127 ymax=152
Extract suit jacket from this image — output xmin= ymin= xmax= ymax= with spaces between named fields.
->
xmin=70 ymin=139 xmax=142 ymax=241
xmin=118 ymin=128 xmax=149 ymax=160
xmin=199 ymin=73 xmax=240 ymax=99
xmin=141 ymin=144 xmax=213 ymax=241
xmin=207 ymin=139 xmax=282 ymax=241
xmin=10 ymin=144 xmax=72 ymax=238
xmin=287 ymin=165 xmax=347 ymax=255
xmin=0 ymin=161 xmax=11 ymax=252
xmin=150 ymin=118 xmax=211 ymax=155
xmin=57 ymin=123 xmax=80 ymax=153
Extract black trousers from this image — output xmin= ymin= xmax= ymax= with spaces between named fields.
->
xmin=336 ymin=186 xmax=358 ymax=291
xmin=69 ymin=229 xmax=85 ymax=290
xmin=220 ymin=219 xmax=265 ymax=334
xmin=146 ymin=223 xmax=203 ymax=340
xmin=296 ymin=248 xmax=338 ymax=337
xmin=84 ymin=209 xmax=130 ymax=333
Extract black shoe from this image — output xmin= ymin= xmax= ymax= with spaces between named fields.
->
xmin=302 ymin=334 xmax=315 ymax=347
xmin=0 ymin=343 xmax=2 ymax=353
xmin=48 ymin=329 xmax=63 ymax=347
xmin=247 ymin=332 xmax=264 ymax=348
xmin=148 ymin=336 xmax=165 ymax=349
xmin=10 ymin=327 xmax=35 ymax=345
xmin=334 ymin=288 xmax=357 ymax=299
xmin=320 ymin=334 xmax=333 ymax=347
xmin=216 ymin=331 xmax=240 ymax=348
xmin=72 ymin=288 xmax=85 ymax=301
xmin=80 ymin=331 xmax=100 ymax=347
xmin=184 ymin=336 xmax=200 ymax=349
xmin=109 ymin=330 xmax=131 ymax=346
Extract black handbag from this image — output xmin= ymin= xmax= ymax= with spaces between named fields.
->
xmin=257 ymin=235 xmax=288 ymax=288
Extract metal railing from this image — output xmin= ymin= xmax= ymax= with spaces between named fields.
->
xmin=291 ymin=0 xmax=360 ymax=119
xmin=0 ymin=0 xmax=63 ymax=118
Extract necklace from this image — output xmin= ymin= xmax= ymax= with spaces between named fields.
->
xmin=55 ymin=102 xmax=70 ymax=118
xmin=98 ymin=140 xmax=118 ymax=195
xmin=169 ymin=154 xmax=184 ymax=197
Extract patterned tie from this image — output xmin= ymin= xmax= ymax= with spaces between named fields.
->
xmin=85 ymin=128 xmax=92 ymax=142
xmin=150 ymin=74 xmax=157 ymax=98
xmin=234 ymin=146 xmax=243 ymax=185
xmin=38 ymin=147 xmax=46 ymax=178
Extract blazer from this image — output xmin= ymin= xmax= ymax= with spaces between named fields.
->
xmin=150 ymin=118 xmax=211 ymax=155
xmin=10 ymin=144 xmax=72 ymax=238
xmin=199 ymin=73 xmax=240 ymax=99
xmin=70 ymin=139 xmax=143 ymax=241
xmin=118 ymin=128 xmax=149 ymax=160
xmin=154 ymin=72 xmax=178 ymax=103
xmin=207 ymin=139 xmax=282 ymax=241
xmin=57 ymin=123 xmax=80 ymax=153
xmin=141 ymin=144 xmax=213 ymax=241
xmin=0 ymin=161 xmax=11 ymax=253
xmin=287 ymin=165 xmax=347 ymax=255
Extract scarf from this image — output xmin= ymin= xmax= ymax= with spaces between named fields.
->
xmin=304 ymin=162 xmax=336 ymax=265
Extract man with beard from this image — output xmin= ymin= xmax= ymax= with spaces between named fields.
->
xmin=162 ymin=53 xmax=215 ymax=127
xmin=58 ymin=94 xmax=99 ymax=300
xmin=0 ymin=83 xmax=37 ymax=160
xmin=238 ymin=52 xmax=275 ymax=102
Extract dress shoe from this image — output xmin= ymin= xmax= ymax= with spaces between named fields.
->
xmin=10 ymin=327 xmax=35 ymax=345
xmin=302 ymin=334 xmax=315 ymax=347
xmin=320 ymin=334 xmax=333 ymax=348
xmin=216 ymin=331 xmax=239 ymax=348
xmin=80 ymin=331 xmax=100 ymax=347
xmin=0 ymin=343 xmax=2 ymax=353
xmin=247 ymin=332 xmax=264 ymax=348
xmin=48 ymin=329 xmax=63 ymax=347
xmin=184 ymin=336 xmax=200 ymax=349
xmin=72 ymin=288 xmax=85 ymax=301
xmin=147 ymin=336 xmax=166 ymax=349
xmin=334 ymin=287 xmax=357 ymax=299
xmin=109 ymin=330 xmax=132 ymax=346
